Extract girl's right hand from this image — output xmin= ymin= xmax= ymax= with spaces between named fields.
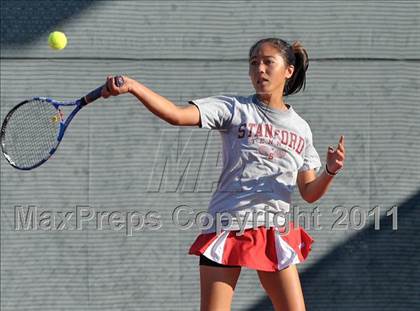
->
xmin=102 ymin=75 xmax=131 ymax=98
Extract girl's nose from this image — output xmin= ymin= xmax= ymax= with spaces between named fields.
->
xmin=258 ymin=63 xmax=266 ymax=73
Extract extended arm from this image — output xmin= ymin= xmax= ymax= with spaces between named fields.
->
xmin=102 ymin=75 xmax=200 ymax=126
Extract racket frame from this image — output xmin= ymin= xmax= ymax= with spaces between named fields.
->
xmin=0 ymin=78 xmax=122 ymax=170
xmin=1 ymin=97 xmax=85 ymax=170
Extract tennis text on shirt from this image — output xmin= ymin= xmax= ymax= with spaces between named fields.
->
xmin=238 ymin=123 xmax=305 ymax=155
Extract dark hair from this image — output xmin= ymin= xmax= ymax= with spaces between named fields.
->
xmin=249 ymin=38 xmax=309 ymax=96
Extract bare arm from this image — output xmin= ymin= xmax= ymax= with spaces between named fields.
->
xmin=297 ymin=169 xmax=334 ymax=203
xmin=102 ymin=75 xmax=200 ymax=126
xmin=297 ymin=136 xmax=345 ymax=203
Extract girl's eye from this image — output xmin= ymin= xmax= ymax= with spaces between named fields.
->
xmin=250 ymin=61 xmax=258 ymax=66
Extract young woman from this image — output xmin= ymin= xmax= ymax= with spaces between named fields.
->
xmin=102 ymin=38 xmax=345 ymax=311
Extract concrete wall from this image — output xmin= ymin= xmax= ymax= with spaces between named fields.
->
xmin=1 ymin=1 xmax=419 ymax=310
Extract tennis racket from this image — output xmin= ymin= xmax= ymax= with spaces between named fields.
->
xmin=0 ymin=76 xmax=124 ymax=170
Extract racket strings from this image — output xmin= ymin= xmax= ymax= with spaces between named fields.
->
xmin=2 ymin=99 xmax=61 ymax=168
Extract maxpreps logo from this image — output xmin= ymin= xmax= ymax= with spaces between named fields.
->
xmin=237 ymin=123 xmax=305 ymax=155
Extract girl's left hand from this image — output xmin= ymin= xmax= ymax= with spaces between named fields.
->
xmin=326 ymin=135 xmax=345 ymax=174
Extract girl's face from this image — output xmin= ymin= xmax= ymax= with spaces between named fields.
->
xmin=248 ymin=42 xmax=294 ymax=96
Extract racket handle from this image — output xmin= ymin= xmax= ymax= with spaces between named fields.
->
xmin=115 ymin=76 xmax=124 ymax=87
xmin=82 ymin=76 xmax=125 ymax=105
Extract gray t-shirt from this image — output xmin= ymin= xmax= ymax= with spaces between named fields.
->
xmin=189 ymin=94 xmax=321 ymax=233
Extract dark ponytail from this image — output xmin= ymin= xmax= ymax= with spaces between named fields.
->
xmin=249 ymin=38 xmax=309 ymax=96
xmin=286 ymin=41 xmax=309 ymax=96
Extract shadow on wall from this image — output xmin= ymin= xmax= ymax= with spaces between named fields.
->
xmin=1 ymin=0 xmax=95 ymax=46
xmin=248 ymin=191 xmax=420 ymax=311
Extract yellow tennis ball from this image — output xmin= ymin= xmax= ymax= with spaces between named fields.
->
xmin=48 ymin=31 xmax=67 ymax=50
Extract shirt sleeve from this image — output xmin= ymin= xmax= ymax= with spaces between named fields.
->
xmin=299 ymin=130 xmax=322 ymax=172
xmin=188 ymin=95 xmax=235 ymax=130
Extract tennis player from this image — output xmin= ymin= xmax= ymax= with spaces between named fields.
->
xmin=102 ymin=38 xmax=345 ymax=311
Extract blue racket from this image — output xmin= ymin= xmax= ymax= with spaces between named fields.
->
xmin=1 ymin=76 xmax=124 ymax=170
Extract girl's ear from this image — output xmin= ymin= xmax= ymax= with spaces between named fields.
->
xmin=286 ymin=65 xmax=294 ymax=79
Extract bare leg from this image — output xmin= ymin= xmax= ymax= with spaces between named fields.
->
xmin=200 ymin=265 xmax=242 ymax=311
xmin=257 ymin=265 xmax=306 ymax=311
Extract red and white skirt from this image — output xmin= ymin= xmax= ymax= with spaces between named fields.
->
xmin=189 ymin=222 xmax=314 ymax=272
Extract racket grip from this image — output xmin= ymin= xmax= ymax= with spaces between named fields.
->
xmin=83 ymin=76 xmax=125 ymax=105
xmin=115 ymin=76 xmax=124 ymax=87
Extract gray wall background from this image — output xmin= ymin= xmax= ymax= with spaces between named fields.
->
xmin=1 ymin=1 xmax=419 ymax=310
